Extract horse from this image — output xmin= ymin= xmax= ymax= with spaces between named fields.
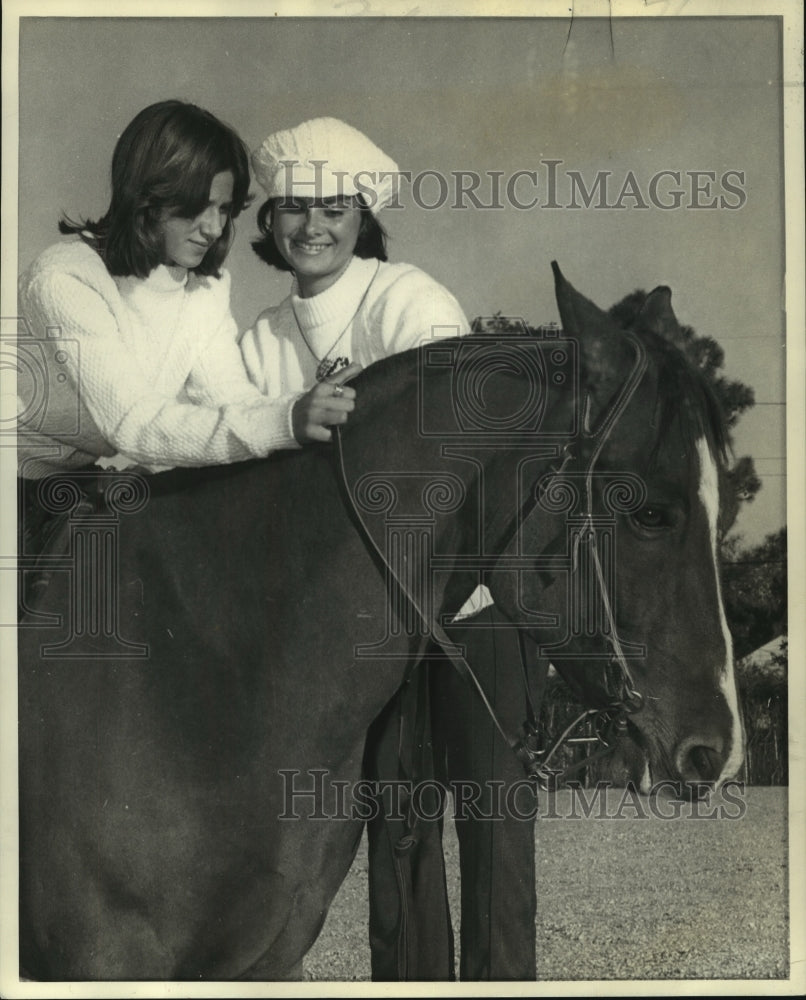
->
xmin=17 ymin=263 xmax=744 ymax=981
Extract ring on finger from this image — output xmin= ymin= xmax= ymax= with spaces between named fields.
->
xmin=332 ymin=385 xmax=344 ymax=397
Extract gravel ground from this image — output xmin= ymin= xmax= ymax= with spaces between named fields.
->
xmin=303 ymin=785 xmax=790 ymax=983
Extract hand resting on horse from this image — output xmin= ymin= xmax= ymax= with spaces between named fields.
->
xmin=291 ymin=362 xmax=362 ymax=443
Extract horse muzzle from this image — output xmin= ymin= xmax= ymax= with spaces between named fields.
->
xmin=629 ymin=701 xmax=745 ymax=798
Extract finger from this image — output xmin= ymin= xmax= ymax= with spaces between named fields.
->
xmin=313 ymin=381 xmax=356 ymax=402
xmin=329 ymin=363 xmax=363 ymax=387
xmin=305 ymin=424 xmax=333 ymax=443
xmin=317 ymin=407 xmax=350 ymax=427
xmin=315 ymin=397 xmax=355 ymax=415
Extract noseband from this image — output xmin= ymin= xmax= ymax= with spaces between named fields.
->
xmin=335 ymin=329 xmax=648 ymax=788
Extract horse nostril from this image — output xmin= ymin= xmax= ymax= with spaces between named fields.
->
xmin=676 ymin=741 xmax=724 ymax=784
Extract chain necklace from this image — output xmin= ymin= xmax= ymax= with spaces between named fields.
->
xmin=290 ymin=260 xmax=380 ymax=382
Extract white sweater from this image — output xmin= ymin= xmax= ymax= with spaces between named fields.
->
xmin=17 ymin=239 xmax=299 ymax=478
xmin=240 ymin=256 xmax=468 ymax=398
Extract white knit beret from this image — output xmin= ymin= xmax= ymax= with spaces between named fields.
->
xmin=251 ymin=117 xmax=400 ymax=215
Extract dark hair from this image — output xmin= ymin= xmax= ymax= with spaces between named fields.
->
xmin=250 ymin=197 xmax=388 ymax=272
xmin=59 ymin=100 xmax=253 ymax=278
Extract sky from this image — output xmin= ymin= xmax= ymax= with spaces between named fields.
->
xmin=9 ymin=10 xmax=794 ymax=547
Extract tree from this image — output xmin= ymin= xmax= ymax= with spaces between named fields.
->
xmin=721 ymin=527 xmax=787 ymax=661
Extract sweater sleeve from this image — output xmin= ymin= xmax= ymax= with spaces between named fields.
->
xmin=23 ymin=268 xmax=299 ymax=467
xmin=238 ymin=308 xmax=303 ymax=444
xmin=372 ymin=268 xmax=470 ymax=357
xmin=239 ymin=322 xmax=270 ymax=395
xmin=187 ymin=303 xmax=301 ymax=451
xmin=186 ymin=281 xmax=280 ymax=405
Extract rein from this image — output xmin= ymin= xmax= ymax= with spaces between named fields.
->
xmin=334 ymin=329 xmax=648 ymax=788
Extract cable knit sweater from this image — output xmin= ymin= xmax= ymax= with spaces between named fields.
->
xmin=17 ymin=239 xmax=298 ymax=478
xmin=240 ymin=256 xmax=468 ymax=398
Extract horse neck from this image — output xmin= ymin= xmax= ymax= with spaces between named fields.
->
xmin=337 ymin=350 xmax=486 ymax=616
xmin=340 ymin=346 xmax=578 ymax=615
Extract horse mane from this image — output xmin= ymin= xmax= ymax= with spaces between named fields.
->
xmin=635 ymin=330 xmax=730 ymax=472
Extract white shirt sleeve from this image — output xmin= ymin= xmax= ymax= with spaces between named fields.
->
xmin=24 ymin=270 xmax=299 ymax=466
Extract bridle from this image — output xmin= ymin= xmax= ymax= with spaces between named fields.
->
xmin=334 ymin=328 xmax=649 ymax=789
xmin=503 ymin=327 xmax=648 ymax=786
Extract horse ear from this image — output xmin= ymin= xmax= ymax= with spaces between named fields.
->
xmin=551 ymin=261 xmax=632 ymax=418
xmin=551 ymin=260 xmax=621 ymax=343
xmin=631 ymin=285 xmax=680 ymax=339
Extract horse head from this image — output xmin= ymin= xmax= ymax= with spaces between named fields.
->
xmin=488 ymin=263 xmax=744 ymax=794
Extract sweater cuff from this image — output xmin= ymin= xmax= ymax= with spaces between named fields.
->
xmin=222 ymin=393 xmax=302 ymax=457
xmin=286 ymin=392 xmax=302 ymax=444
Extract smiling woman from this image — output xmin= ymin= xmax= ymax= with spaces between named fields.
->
xmin=271 ymin=197 xmax=364 ymax=298
xmin=241 ymin=116 xmax=469 ymax=445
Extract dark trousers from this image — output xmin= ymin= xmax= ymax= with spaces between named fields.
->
xmin=435 ymin=608 xmax=537 ymax=980
xmin=364 ymin=665 xmax=455 ymax=981
xmin=365 ymin=607 xmax=537 ymax=981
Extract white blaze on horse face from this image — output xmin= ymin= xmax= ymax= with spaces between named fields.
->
xmin=639 ymin=758 xmax=652 ymax=796
xmin=697 ymin=437 xmax=745 ymax=783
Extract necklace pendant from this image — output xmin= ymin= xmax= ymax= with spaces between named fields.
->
xmin=316 ymin=356 xmax=350 ymax=382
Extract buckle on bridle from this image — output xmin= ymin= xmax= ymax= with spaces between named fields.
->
xmin=514 ymin=719 xmax=543 ymax=763
xmin=604 ymin=651 xmax=644 ymax=713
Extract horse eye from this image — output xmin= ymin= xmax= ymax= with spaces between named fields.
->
xmin=632 ymin=505 xmax=671 ymax=530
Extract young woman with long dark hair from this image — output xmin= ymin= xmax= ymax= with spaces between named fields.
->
xmin=17 ymin=100 xmax=301 ymax=481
